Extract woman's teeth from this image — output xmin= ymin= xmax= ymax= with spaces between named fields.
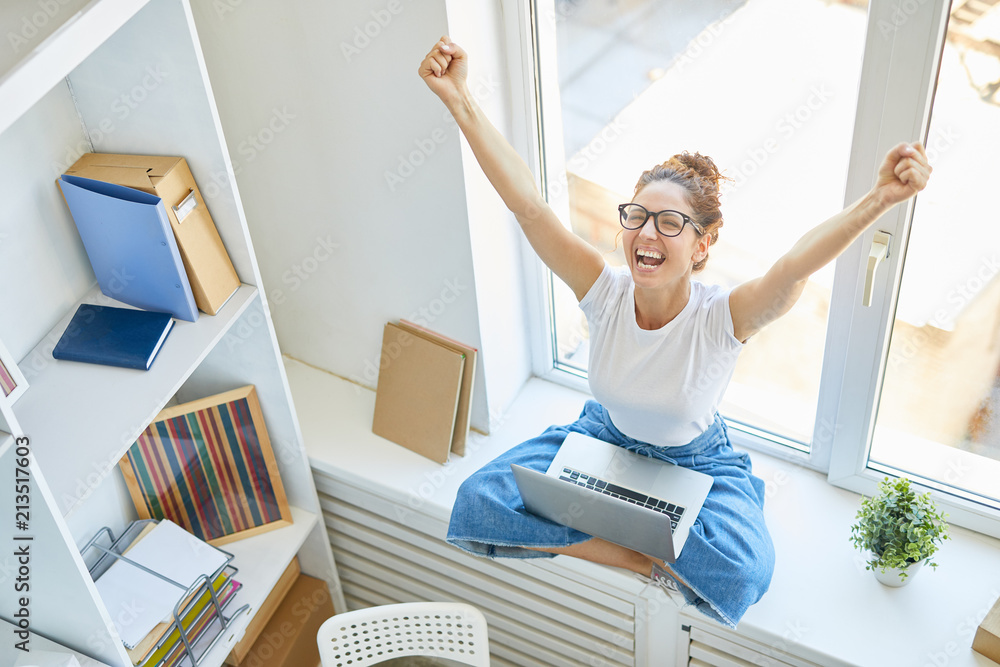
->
xmin=637 ymin=248 xmax=665 ymax=267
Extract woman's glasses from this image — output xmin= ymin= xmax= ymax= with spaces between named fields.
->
xmin=618 ymin=203 xmax=702 ymax=237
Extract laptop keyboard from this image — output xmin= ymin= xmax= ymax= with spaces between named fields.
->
xmin=559 ymin=467 xmax=685 ymax=533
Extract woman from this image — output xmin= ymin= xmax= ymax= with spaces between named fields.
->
xmin=419 ymin=36 xmax=930 ymax=627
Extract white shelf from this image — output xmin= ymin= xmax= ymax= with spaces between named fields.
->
xmin=0 ymin=0 xmax=150 ymax=135
xmin=16 ymin=284 xmax=257 ymax=518
xmin=197 ymin=505 xmax=320 ymax=664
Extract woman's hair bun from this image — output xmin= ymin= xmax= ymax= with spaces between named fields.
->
xmin=664 ymin=151 xmax=727 ymax=190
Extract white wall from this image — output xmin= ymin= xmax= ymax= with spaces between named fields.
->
xmin=0 ymin=83 xmax=94 ymax=363
xmin=444 ymin=0 xmax=536 ymax=429
xmin=190 ymin=0 xmax=537 ymax=433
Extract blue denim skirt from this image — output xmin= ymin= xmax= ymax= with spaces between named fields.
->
xmin=447 ymin=400 xmax=774 ymax=628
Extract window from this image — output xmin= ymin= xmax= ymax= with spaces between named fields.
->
xmin=826 ymin=0 xmax=1000 ymax=536
xmin=524 ymin=0 xmax=1000 ymax=536
xmin=536 ymin=0 xmax=869 ymax=449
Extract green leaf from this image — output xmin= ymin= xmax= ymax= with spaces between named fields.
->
xmin=849 ymin=475 xmax=950 ymax=572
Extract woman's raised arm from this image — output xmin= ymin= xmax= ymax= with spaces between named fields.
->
xmin=729 ymin=142 xmax=932 ymax=342
xmin=419 ymin=37 xmax=604 ymax=301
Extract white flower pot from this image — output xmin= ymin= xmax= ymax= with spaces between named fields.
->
xmin=873 ymin=559 xmax=924 ymax=587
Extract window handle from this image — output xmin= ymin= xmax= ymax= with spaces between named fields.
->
xmin=863 ymin=231 xmax=892 ymax=307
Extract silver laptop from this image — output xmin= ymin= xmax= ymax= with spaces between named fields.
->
xmin=511 ymin=431 xmax=713 ymax=563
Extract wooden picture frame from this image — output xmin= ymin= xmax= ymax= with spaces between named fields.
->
xmin=119 ymin=385 xmax=292 ymax=545
xmin=0 ymin=336 xmax=28 ymax=406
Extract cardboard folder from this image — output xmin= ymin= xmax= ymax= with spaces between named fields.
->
xmin=65 ymin=153 xmax=240 ymax=315
xmin=372 ymin=322 xmax=465 ymax=464
xmin=58 ymin=174 xmax=199 ymax=322
xmin=397 ymin=319 xmax=477 ymax=456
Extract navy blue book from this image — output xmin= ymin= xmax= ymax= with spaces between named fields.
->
xmin=52 ymin=304 xmax=174 ymax=371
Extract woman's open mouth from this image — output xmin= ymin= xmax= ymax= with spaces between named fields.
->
xmin=636 ymin=248 xmax=665 ymax=270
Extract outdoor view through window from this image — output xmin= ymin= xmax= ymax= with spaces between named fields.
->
xmin=870 ymin=0 xmax=1000 ymax=503
xmin=541 ymin=0 xmax=1000 ymax=502
xmin=543 ymin=0 xmax=870 ymax=447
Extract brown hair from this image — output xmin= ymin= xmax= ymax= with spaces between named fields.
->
xmin=633 ymin=151 xmax=729 ymax=273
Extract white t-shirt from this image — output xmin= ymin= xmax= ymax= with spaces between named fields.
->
xmin=579 ymin=264 xmax=745 ymax=447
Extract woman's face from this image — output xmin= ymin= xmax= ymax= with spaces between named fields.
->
xmin=624 ymin=180 xmax=709 ymax=290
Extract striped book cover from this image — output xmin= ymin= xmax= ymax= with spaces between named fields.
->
xmin=0 ymin=358 xmax=16 ymax=397
xmin=121 ymin=385 xmax=292 ymax=545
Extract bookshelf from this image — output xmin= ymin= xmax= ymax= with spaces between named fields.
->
xmin=0 ymin=430 xmax=11 ymax=460
xmin=0 ymin=0 xmax=344 ymax=665
xmin=18 ymin=284 xmax=258 ymax=518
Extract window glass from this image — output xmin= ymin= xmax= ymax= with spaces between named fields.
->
xmin=870 ymin=10 xmax=1000 ymax=503
xmin=542 ymin=0 xmax=869 ymax=446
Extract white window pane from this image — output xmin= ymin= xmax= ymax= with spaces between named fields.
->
xmin=871 ymin=12 xmax=1000 ymax=503
xmin=543 ymin=0 xmax=868 ymax=446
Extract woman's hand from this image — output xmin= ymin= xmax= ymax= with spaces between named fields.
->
xmin=418 ymin=36 xmax=468 ymax=106
xmin=873 ymin=141 xmax=932 ymax=208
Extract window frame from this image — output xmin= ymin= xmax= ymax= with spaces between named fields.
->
xmin=509 ymin=0 xmax=1000 ymax=537
xmin=825 ymin=0 xmax=1000 ymax=539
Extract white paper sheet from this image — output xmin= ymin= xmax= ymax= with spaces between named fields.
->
xmin=93 ymin=520 xmax=227 ymax=649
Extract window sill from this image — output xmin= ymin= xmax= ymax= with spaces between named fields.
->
xmin=286 ymin=357 xmax=1000 ymax=667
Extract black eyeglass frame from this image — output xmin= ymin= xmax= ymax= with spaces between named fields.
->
xmin=618 ymin=203 xmax=703 ymax=237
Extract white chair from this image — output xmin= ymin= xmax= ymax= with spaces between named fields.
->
xmin=317 ymin=601 xmax=490 ymax=667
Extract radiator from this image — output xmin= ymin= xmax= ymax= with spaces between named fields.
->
xmin=679 ymin=624 xmax=823 ymax=667
xmin=313 ymin=471 xmax=640 ymax=667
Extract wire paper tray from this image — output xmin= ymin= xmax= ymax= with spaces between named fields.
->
xmin=83 ymin=519 xmax=250 ymax=667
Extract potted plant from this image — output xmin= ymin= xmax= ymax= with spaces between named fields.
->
xmin=849 ymin=476 xmax=950 ymax=587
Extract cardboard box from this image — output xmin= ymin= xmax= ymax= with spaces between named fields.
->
xmin=973 ymin=594 xmax=1000 ymax=663
xmin=65 ymin=153 xmax=240 ymax=315
xmin=225 ymin=557 xmax=301 ymax=665
xmin=229 ymin=573 xmax=334 ymax=667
